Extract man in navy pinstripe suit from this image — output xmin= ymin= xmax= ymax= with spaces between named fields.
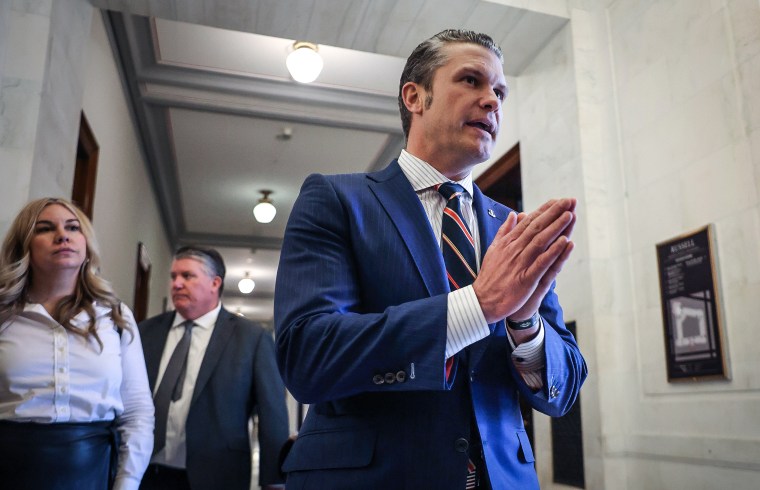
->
xmin=274 ymin=29 xmax=587 ymax=489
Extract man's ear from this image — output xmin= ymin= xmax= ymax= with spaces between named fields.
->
xmin=401 ymin=82 xmax=424 ymax=115
xmin=212 ymin=276 xmax=222 ymax=293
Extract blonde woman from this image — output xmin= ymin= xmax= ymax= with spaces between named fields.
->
xmin=0 ymin=198 xmax=154 ymax=490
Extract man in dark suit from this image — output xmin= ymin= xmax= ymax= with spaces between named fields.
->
xmin=274 ymin=29 xmax=587 ymax=489
xmin=139 ymin=246 xmax=289 ymax=490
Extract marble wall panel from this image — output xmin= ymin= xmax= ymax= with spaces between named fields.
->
xmin=11 ymin=0 xmax=52 ymax=15
xmin=680 ymin=141 xmax=756 ymax=225
xmin=4 ymin=9 xmax=49 ymax=81
xmin=82 ymin=12 xmax=173 ymax=315
xmin=29 ymin=0 xmax=93 ymax=200
xmin=626 ymin=177 xmax=685 ymax=252
xmin=667 ymin=8 xmax=733 ymax=106
xmin=737 ymin=52 xmax=760 ymax=135
xmin=0 ymin=147 xmax=33 ymax=225
xmin=0 ymin=77 xmax=42 ymax=149
xmin=617 ymin=58 xmax=672 ymax=137
xmin=726 ymin=0 xmax=760 ymax=64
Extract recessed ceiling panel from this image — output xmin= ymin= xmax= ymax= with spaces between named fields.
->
xmin=170 ymin=107 xmax=390 ymax=237
xmin=154 ymin=17 xmax=405 ymax=96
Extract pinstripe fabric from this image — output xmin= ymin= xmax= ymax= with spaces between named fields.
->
xmin=397 ymin=151 xmax=489 ymax=361
xmin=398 ymin=150 xmax=546 ymax=390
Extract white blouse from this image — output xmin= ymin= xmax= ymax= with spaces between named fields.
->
xmin=0 ymin=302 xmax=154 ymax=490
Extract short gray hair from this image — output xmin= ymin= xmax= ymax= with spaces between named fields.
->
xmin=174 ymin=246 xmax=226 ymax=296
xmin=398 ymin=29 xmax=503 ymax=140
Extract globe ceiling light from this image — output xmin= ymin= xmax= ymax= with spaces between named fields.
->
xmin=286 ymin=41 xmax=323 ymax=83
xmin=253 ymin=190 xmax=276 ymax=224
xmin=238 ymin=272 xmax=255 ymax=294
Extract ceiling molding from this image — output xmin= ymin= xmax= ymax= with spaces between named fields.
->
xmin=141 ymin=84 xmax=402 ymax=134
xmin=178 ymin=231 xmax=284 ymax=251
xmin=222 ymin=290 xmax=275 ymax=301
xmin=127 ymin=14 xmax=401 ymax=123
xmin=104 ymin=11 xmax=183 ymax=245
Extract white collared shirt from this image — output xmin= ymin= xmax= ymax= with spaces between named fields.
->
xmin=397 ymin=149 xmax=545 ymax=389
xmin=0 ymin=302 xmax=154 ymax=490
xmin=151 ymin=302 xmax=222 ymax=468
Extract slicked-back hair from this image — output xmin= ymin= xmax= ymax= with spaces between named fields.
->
xmin=174 ymin=245 xmax=226 ymax=296
xmin=398 ymin=29 xmax=503 ymax=140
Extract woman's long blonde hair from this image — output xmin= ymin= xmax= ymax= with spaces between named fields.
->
xmin=0 ymin=198 xmax=132 ymax=347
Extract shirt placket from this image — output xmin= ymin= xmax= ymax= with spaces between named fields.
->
xmin=53 ymin=325 xmax=71 ymax=422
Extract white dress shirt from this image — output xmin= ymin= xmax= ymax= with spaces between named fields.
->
xmin=397 ymin=150 xmax=545 ymax=388
xmin=0 ymin=302 xmax=155 ymax=490
xmin=151 ymin=302 xmax=221 ymax=469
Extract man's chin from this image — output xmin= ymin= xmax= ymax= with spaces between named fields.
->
xmin=172 ymin=298 xmax=189 ymax=310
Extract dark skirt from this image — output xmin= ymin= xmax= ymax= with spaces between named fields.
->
xmin=0 ymin=420 xmax=118 ymax=490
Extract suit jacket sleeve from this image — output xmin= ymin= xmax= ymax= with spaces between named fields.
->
xmin=251 ymin=325 xmax=290 ymax=486
xmin=274 ymin=173 xmax=451 ymax=404
xmin=514 ymin=281 xmax=587 ymax=417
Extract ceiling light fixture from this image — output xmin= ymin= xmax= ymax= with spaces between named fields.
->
xmin=286 ymin=41 xmax=323 ymax=83
xmin=238 ymin=272 xmax=255 ymax=294
xmin=253 ymin=190 xmax=276 ymax=223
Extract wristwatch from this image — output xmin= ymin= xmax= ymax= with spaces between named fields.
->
xmin=506 ymin=312 xmax=539 ymax=330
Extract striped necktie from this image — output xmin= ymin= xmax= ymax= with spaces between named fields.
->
xmin=438 ymin=182 xmax=477 ymax=382
xmin=437 ymin=182 xmax=481 ymax=490
xmin=438 ymin=182 xmax=477 ymax=292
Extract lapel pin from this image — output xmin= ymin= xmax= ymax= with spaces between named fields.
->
xmin=488 ymin=209 xmax=496 ymax=218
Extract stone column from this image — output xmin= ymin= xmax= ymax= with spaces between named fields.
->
xmin=0 ymin=0 xmax=93 ymax=234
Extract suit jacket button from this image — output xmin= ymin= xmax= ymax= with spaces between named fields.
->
xmin=395 ymin=371 xmax=406 ymax=383
xmin=455 ymin=438 xmax=469 ymax=453
xmin=372 ymin=374 xmax=385 ymax=385
xmin=384 ymin=372 xmax=396 ymax=384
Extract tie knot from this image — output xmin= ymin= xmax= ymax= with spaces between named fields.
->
xmin=182 ymin=320 xmax=195 ymax=333
xmin=437 ymin=182 xmax=466 ymax=202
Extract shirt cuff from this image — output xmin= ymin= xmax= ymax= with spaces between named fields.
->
xmin=507 ymin=317 xmax=546 ymax=390
xmin=445 ymin=286 xmax=490 ymax=359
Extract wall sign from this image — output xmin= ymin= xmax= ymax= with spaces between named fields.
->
xmin=655 ymin=225 xmax=728 ymax=381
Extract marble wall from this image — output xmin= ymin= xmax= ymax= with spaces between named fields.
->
xmin=0 ymin=0 xmax=92 ymax=229
xmin=515 ymin=20 xmax=603 ymax=489
xmin=517 ymin=0 xmax=760 ymax=488
xmin=0 ymin=0 xmax=172 ymax=317
xmin=601 ymin=0 xmax=760 ymax=488
xmin=82 ymin=12 xmax=172 ymax=317
xmin=0 ymin=0 xmax=52 ymax=232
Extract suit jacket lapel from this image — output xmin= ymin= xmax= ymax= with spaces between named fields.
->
xmin=191 ymin=307 xmax=236 ymax=405
xmin=367 ymin=161 xmax=449 ymax=297
xmin=473 ymin=185 xmax=508 ymax=255
xmin=143 ymin=313 xmax=175 ymax=390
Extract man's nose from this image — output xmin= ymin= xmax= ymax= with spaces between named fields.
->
xmin=482 ymin=90 xmax=501 ymax=111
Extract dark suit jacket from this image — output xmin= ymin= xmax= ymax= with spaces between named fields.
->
xmin=139 ymin=307 xmax=289 ymax=490
xmin=274 ymin=160 xmax=587 ymax=489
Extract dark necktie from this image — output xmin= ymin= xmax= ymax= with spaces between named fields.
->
xmin=438 ymin=182 xmax=477 ymax=381
xmin=153 ymin=320 xmax=195 ymax=455
xmin=438 ymin=182 xmax=478 ymax=293
xmin=437 ymin=182 xmax=481 ymax=490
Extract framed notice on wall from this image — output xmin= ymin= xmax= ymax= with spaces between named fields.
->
xmin=655 ymin=225 xmax=728 ymax=382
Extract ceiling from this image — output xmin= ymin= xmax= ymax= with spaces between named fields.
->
xmin=97 ymin=0 xmax=568 ymax=324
